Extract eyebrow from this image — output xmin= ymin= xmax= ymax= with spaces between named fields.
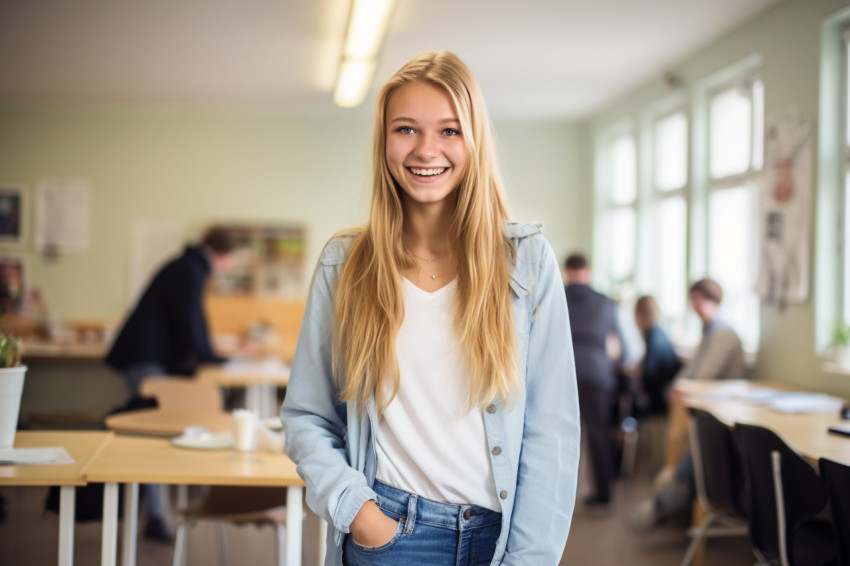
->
xmin=389 ymin=117 xmax=460 ymax=125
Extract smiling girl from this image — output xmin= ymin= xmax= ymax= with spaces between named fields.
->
xmin=281 ymin=51 xmax=580 ymax=565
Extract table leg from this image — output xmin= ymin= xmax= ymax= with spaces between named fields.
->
xmin=58 ymin=485 xmax=76 ymax=566
xmin=318 ymin=519 xmax=327 ymax=566
xmin=101 ymin=482 xmax=119 ymax=566
xmin=122 ymin=483 xmax=139 ymax=566
xmin=246 ymin=384 xmax=261 ymax=415
xmin=286 ymin=486 xmax=303 ymax=566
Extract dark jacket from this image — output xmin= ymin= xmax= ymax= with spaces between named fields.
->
xmin=641 ymin=325 xmax=682 ymax=414
xmin=106 ymin=246 xmax=225 ymax=376
xmin=565 ymin=283 xmax=621 ymax=391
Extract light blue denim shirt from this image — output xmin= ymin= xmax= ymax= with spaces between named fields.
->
xmin=281 ymin=222 xmax=580 ymax=565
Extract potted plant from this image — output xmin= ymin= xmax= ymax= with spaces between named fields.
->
xmin=832 ymin=321 xmax=850 ymax=370
xmin=0 ymin=333 xmax=25 ymax=447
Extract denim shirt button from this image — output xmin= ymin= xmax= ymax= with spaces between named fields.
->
xmin=486 ymin=404 xmax=497 ymax=414
xmin=499 ymin=490 xmax=508 ymax=500
xmin=491 ymin=446 xmax=502 ymax=455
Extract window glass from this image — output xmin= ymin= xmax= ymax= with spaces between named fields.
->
xmin=710 ymin=87 xmax=752 ymax=179
xmin=654 ymin=196 xmax=687 ymax=320
xmin=708 ymin=186 xmax=759 ymax=350
xmin=609 ymin=207 xmax=636 ymax=282
xmin=610 ymin=135 xmax=637 ymax=205
xmin=654 ymin=113 xmax=688 ymax=191
xmin=751 ymin=80 xmax=765 ymax=171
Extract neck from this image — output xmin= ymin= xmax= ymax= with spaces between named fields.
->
xmin=402 ymin=199 xmax=455 ymax=257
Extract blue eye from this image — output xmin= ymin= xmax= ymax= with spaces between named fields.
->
xmin=398 ymin=126 xmax=415 ymax=134
xmin=443 ymin=128 xmax=460 ymax=136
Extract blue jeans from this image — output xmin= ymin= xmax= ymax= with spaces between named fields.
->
xmin=343 ymin=481 xmax=502 ymax=566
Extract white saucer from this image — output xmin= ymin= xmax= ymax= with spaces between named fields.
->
xmin=171 ymin=432 xmax=233 ymax=450
xmin=261 ymin=417 xmax=283 ymax=430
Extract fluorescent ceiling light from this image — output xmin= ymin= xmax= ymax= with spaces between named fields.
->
xmin=334 ymin=0 xmax=396 ymax=108
xmin=334 ymin=59 xmax=377 ymax=108
xmin=344 ymin=0 xmax=396 ymax=60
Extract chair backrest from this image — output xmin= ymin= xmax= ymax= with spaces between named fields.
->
xmin=688 ymin=408 xmax=747 ymax=519
xmin=140 ymin=377 xmax=223 ymax=413
xmin=819 ymin=457 xmax=850 ymax=566
xmin=734 ymin=423 xmax=829 ymax=564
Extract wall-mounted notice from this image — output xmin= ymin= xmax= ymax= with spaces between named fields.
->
xmin=35 ymin=179 xmax=91 ymax=254
xmin=129 ymin=221 xmax=184 ymax=307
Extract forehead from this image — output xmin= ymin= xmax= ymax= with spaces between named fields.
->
xmin=385 ymin=81 xmax=459 ymax=122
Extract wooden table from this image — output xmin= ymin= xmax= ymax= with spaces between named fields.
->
xmin=0 ymin=431 xmax=112 ymax=566
xmin=84 ymin=434 xmax=305 ymax=566
xmin=197 ymin=359 xmax=290 ymax=419
xmin=682 ymin=390 xmax=850 ymax=466
xmin=672 ymin=380 xmax=850 ymax=565
xmin=105 ymin=409 xmax=233 ymax=436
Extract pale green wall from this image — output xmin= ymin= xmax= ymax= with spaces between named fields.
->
xmin=588 ymin=0 xmax=850 ymax=396
xmin=0 ymin=107 xmax=590 ymax=322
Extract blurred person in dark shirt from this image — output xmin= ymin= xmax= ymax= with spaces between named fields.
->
xmin=564 ymin=253 xmax=626 ymax=508
xmin=105 ymin=226 xmax=236 ymax=541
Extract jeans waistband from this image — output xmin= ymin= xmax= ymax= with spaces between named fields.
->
xmin=373 ymin=481 xmax=502 ymax=531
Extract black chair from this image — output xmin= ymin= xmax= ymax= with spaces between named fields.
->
xmin=680 ymin=408 xmax=748 ymax=566
xmin=734 ymin=423 xmax=836 ymax=566
xmin=818 ymin=458 xmax=850 ymax=566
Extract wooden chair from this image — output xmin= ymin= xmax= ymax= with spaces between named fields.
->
xmin=139 ymin=377 xmax=291 ymax=566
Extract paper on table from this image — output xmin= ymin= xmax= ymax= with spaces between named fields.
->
xmin=223 ymin=358 xmax=290 ymax=376
xmin=767 ymin=393 xmax=844 ymax=414
xmin=0 ymin=447 xmax=74 ymax=465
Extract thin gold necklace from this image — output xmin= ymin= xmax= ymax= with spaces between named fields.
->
xmin=409 ymin=250 xmax=451 ymax=280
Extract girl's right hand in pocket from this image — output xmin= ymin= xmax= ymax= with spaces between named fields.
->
xmin=350 ymin=500 xmax=400 ymax=547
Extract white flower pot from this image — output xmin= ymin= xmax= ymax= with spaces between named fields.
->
xmin=0 ymin=365 xmax=26 ymax=447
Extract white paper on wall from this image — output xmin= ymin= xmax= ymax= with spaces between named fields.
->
xmin=129 ymin=221 xmax=184 ymax=307
xmin=34 ymin=179 xmax=91 ymax=253
xmin=755 ymin=108 xmax=813 ymax=309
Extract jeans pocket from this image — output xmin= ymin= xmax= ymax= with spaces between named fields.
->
xmin=349 ymin=518 xmax=404 ymax=554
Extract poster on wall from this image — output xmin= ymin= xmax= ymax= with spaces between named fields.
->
xmin=35 ymin=179 xmax=91 ymax=254
xmin=209 ymin=223 xmax=307 ymax=297
xmin=0 ymin=185 xmax=27 ymax=247
xmin=755 ymin=108 xmax=813 ymax=309
xmin=129 ymin=221 xmax=185 ymax=307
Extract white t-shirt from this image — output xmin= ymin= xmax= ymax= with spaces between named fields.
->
xmin=375 ymin=278 xmax=500 ymax=511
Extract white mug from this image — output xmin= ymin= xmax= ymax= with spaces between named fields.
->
xmin=232 ymin=409 xmax=259 ymax=453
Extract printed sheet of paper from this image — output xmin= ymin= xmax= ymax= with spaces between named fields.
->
xmin=0 ymin=446 xmax=74 ymax=465
xmin=35 ymin=179 xmax=91 ymax=253
xmin=129 ymin=221 xmax=184 ymax=306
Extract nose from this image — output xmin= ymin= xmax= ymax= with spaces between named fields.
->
xmin=414 ymin=131 xmax=439 ymax=160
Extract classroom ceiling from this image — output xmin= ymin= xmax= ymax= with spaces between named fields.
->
xmin=0 ymin=0 xmax=781 ymax=119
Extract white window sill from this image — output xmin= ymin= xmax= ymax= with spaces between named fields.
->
xmin=822 ymin=361 xmax=850 ymax=376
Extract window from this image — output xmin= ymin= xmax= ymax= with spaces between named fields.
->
xmin=705 ymin=78 xmax=763 ymax=352
xmin=596 ymin=128 xmax=638 ymax=299
xmin=645 ymin=112 xmax=688 ymax=330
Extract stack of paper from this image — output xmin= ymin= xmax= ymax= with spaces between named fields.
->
xmin=0 ymin=447 xmax=74 ymax=465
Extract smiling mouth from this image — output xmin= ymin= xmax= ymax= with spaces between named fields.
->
xmin=407 ymin=167 xmax=447 ymax=177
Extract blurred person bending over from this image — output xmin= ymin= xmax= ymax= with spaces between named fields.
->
xmin=629 ymin=278 xmax=745 ymax=530
xmin=564 ymin=253 xmax=626 ymax=508
xmin=105 ymin=227 xmax=236 ymax=541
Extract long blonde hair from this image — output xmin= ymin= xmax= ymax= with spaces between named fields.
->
xmin=333 ymin=51 xmax=519 ymax=414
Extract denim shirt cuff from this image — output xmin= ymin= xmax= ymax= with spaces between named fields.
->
xmin=334 ymin=483 xmax=378 ymax=540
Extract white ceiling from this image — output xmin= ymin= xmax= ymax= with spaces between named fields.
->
xmin=0 ymin=0 xmax=781 ymax=119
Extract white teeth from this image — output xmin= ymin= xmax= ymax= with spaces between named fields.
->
xmin=409 ymin=167 xmax=447 ymax=176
